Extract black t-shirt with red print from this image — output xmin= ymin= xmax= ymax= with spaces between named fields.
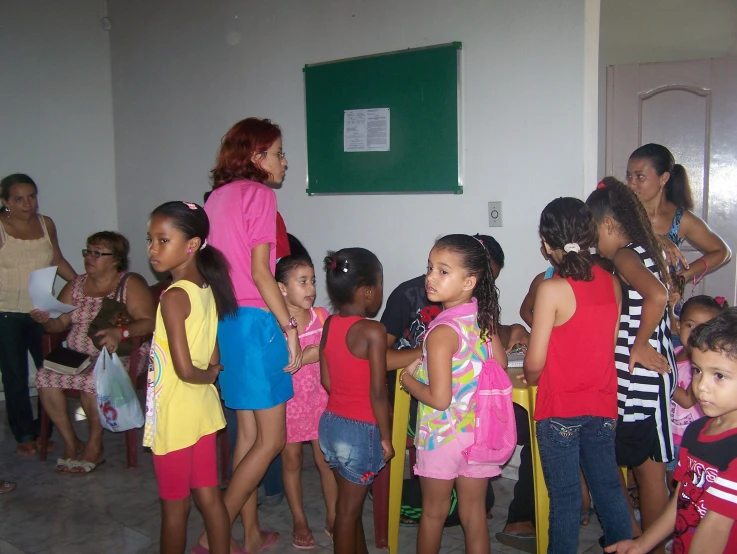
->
xmin=381 ymin=275 xmax=441 ymax=350
xmin=673 ymin=416 xmax=737 ymax=553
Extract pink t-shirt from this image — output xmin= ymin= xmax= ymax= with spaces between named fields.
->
xmin=205 ymin=180 xmax=276 ymax=308
xmin=670 ymin=346 xmax=705 ymax=445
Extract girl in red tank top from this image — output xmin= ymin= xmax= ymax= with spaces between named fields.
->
xmin=523 ymin=198 xmax=632 ymax=553
xmin=317 ymin=247 xmax=393 ymax=554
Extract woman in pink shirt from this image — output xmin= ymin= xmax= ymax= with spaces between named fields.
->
xmin=201 ymin=118 xmax=302 ymax=554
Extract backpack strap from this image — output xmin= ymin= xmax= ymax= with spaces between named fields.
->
xmin=314 ymin=306 xmax=329 ymax=327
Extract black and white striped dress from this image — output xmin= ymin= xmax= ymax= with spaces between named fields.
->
xmin=615 ymin=243 xmax=677 ymax=462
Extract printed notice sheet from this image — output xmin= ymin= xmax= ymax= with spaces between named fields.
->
xmin=343 ymin=108 xmax=390 ymax=152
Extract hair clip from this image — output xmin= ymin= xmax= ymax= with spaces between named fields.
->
xmin=342 ymin=261 xmax=350 ymax=273
xmin=596 ymin=181 xmax=606 ymax=190
xmin=200 ymin=239 xmax=207 ymax=251
xmin=327 ymin=258 xmax=337 ymax=270
xmin=715 ymin=296 xmax=726 ymax=307
xmin=563 ymin=243 xmax=581 ymax=253
xmin=183 ymin=202 xmax=198 ymax=210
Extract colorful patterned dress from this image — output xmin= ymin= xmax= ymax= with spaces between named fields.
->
xmin=286 ymin=307 xmax=329 ymax=443
xmin=35 ymin=274 xmax=149 ymax=393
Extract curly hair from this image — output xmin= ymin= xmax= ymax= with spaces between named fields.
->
xmin=586 ymin=178 xmax=669 ymax=285
xmin=434 ymin=234 xmax=500 ymax=337
xmin=539 ymin=197 xmax=597 ymax=281
xmin=210 ymin=118 xmax=281 ymax=189
xmin=688 ymin=307 xmax=737 ymax=361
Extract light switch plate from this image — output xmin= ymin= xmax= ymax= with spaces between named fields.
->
xmin=488 ymin=201 xmax=502 ymax=227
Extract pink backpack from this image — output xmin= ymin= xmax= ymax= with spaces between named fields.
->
xmin=445 ymin=325 xmax=517 ymax=466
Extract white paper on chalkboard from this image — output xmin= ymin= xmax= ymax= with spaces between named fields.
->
xmin=343 ymin=108 xmax=390 ymax=152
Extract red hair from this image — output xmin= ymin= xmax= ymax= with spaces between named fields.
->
xmin=210 ymin=118 xmax=282 ymax=189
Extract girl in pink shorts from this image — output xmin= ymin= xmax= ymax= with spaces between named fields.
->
xmin=400 ymin=234 xmax=507 ymax=554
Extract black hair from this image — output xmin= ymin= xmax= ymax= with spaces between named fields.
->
xmin=323 ymin=248 xmax=382 ymax=310
xmin=681 ymin=295 xmax=730 ymax=321
xmin=473 ymin=234 xmax=505 ymax=270
xmin=203 ymin=190 xmax=212 ymax=204
xmin=87 ymin=231 xmax=130 ymax=272
xmin=434 ymin=234 xmax=500 ymax=337
xmin=539 ymin=197 xmax=597 ymax=281
xmin=586 ymin=178 xmax=669 ymax=286
xmin=0 ymin=173 xmax=38 ymax=212
xmin=629 ymin=143 xmax=693 ymax=210
xmin=688 ymin=307 xmax=737 ymax=361
xmin=287 ymin=234 xmax=310 ymax=259
xmin=276 ymin=235 xmax=313 ymax=285
xmin=150 ymin=201 xmax=238 ymax=319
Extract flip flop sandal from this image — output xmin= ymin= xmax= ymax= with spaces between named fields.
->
xmin=67 ymin=457 xmax=106 ymax=474
xmin=55 ymin=458 xmax=76 ymax=473
xmin=16 ymin=441 xmax=38 ymax=457
xmin=291 ymin=529 xmax=315 ymax=550
xmin=495 ymin=532 xmax=536 ymax=554
xmin=324 ymin=528 xmax=333 ymax=541
xmin=0 ymin=481 xmax=17 ymax=494
xmin=243 ymin=530 xmax=279 ymax=553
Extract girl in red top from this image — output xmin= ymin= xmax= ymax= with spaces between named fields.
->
xmin=523 ymin=197 xmax=631 ymax=553
xmin=318 ymin=247 xmax=393 ymax=554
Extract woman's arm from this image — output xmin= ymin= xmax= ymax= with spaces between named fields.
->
xmin=520 ymin=272 xmax=545 ymax=328
xmin=251 ymin=242 xmax=302 ymax=372
xmin=94 ymin=275 xmax=156 ymax=353
xmin=614 ymin=248 xmax=670 ymax=374
xmin=29 ymin=281 xmax=74 ymax=333
xmin=678 ymin=211 xmax=732 ymax=281
xmin=160 ymin=288 xmax=219 ymax=384
xmin=44 ymin=217 xmax=77 ymax=282
xmin=400 ymin=325 xmax=456 ymax=411
xmin=523 ymin=279 xmax=558 ymax=386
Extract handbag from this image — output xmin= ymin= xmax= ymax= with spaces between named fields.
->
xmin=87 ymin=273 xmax=134 ymax=357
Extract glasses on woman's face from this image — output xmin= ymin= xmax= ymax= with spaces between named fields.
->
xmin=261 ymin=150 xmax=286 ymax=160
xmin=82 ymin=249 xmax=114 ymax=259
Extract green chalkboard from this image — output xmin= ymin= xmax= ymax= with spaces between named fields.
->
xmin=304 ymin=43 xmax=462 ymax=195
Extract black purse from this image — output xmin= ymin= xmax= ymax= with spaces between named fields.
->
xmin=87 ymin=273 xmax=134 ymax=357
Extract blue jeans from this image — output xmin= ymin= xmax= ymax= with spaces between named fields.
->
xmin=537 ymin=416 xmax=631 ymax=552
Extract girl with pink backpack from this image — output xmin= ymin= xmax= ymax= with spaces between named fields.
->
xmin=399 ymin=234 xmax=510 ymax=554
xmin=523 ymin=197 xmax=632 ymax=552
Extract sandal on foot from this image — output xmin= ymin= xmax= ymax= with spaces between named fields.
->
xmin=495 ymin=532 xmax=536 ymax=554
xmin=324 ymin=528 xmax=333 ymax=541
xmin=16 ymin=441 xmax=38 ymax=457
xmin=291 ymin=529 xmax=315 ymax=550
xmin=0 ymin=480 xmax=17 ymax=494
xmin=68 ymin=457 xmax=106 ymax=474
xmin=55 ymin=458 xmax=76 ymax=472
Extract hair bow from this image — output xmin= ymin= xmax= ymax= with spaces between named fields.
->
xmin=327 ymin=258 xmax=337 ymax=270
xmin=183 ymin=202 xmax=198 ymax=210
xmin=715 ymin=296 xmax=726 ymax=307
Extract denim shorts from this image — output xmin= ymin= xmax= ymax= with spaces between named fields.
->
xmin=319 ymin=411 xmax=385 ymax=485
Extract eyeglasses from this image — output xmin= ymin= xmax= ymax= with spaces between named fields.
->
xmin=261 ymin=150 xmax=286 ymax=160
xmin=82 ymin=249 xmax=114 ymax=259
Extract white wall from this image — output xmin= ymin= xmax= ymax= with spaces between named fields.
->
xmin=598 ymin=0 xmax=737 ymax=176
xmin=109 ymin=0 xmax=592 ymax=319
xmin=0 ymin=0 xmax=118 ymax=275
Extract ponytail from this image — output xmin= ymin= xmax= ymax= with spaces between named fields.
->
xmin=665 ymin=164 xmax=693 ymax=210
xmin=196 ymin=245 xmax=238 ymax=320
xmin=538 ymin=197 xmax=597 ymax=281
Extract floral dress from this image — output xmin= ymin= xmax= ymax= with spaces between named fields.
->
xmin=35 ymin=274 xmax=149 ymax=393
xmin=285 ymin=307 xmax=329 ymax=443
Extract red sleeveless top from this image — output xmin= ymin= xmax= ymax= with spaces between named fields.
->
xmin=534 ymin=265 xmax=619 ymax=420
xmin=324 ymin=315 xmax=376 ymax=424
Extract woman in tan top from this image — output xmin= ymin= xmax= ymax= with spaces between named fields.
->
xmin=0 ymin=173 xmax=76 ymax=456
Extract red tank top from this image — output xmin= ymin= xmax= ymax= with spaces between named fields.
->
xmin=324 ymin=315 xmax=376 ymax=424
xmin=534 ymin=265 xmax=619 ymax=420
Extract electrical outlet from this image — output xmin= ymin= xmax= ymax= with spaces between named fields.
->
xmin=488 ymin=201 xmax=502 ymax=227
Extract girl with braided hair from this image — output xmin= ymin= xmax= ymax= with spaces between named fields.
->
xmin=587 ymin=179 xmax=677 ymax=554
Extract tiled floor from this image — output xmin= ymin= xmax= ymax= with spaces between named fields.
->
xmin=0 ymin=398 xmax=603 ymax=553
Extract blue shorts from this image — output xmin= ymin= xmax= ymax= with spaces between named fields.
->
xmin=218 ymin=307 xmax=293 ymax=410
xmin=319 ymin=411 xmax=385 ymax=485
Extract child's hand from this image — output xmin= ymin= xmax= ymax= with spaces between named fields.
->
xmin=506 ymin=324 xmax=530 ymax=353
xmin=381 ymin=439 xmax=395 ymax=462
xmin=405 ymin=358 xmax=421 ymax=375
xmin=515 ymin=373 xmax=528 ymax=385
xmin=207 ymin=363 xmax=223 ymax=383
xmin=604 ymin=539 xmax=644 ymax=554
xmin=629 ymin=342 xmax=670 ymax=374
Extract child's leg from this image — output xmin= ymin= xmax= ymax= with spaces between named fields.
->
xmin=417 ymin=477 xmax=455 ymax=554
xmin=282 ymin=441 xmax=313 ymax=546
xmin=578 ymin=418 xmax=631 ymax=546
xmin=617 ymin=468 xmax=642 ymax=537
xmin=455 ymin=477 xmax=491 ymax=554
xmin=310 ymin=439 xmax=337 ymax=535
xmin=333 ymin=469 xmax=370 ymax=554
xmin=580 ymin=469 xmax=592 ymax=524
xmin=633 ymin=458 xmax=669 ymax=554
xmin=536 ymin=417 xmax=583 ymax=554
xmin=192 ymin=486 xmax=230 ymax=554
xmin=160 ymin=497 xmax=191 ymax=554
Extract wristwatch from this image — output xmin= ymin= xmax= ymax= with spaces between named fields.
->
xmin=120 ymin=326 xmax=130 ymax=341
xmin=281 ymin=317 xmax=298 ymax=333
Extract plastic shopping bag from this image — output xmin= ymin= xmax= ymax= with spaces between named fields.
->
xmin=93 ymin=348 xmax=144 ymax=432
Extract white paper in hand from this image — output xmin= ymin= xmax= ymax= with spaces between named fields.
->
xmin=28 ymin=266 xmax=75 ymax=318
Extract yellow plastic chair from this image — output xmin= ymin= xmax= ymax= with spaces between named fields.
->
xmin=388 ymin=370 xmax=411 ymax=554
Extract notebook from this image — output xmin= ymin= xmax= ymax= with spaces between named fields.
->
xmin=43 ymin=346 xmax=92 ymax=375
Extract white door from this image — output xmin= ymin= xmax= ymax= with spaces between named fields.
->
xmin=606 ymin=58 xmax=737 ymax=305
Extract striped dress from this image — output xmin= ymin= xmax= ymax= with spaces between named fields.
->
xmin=615 ymin=243 xmax=677 ymax=462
